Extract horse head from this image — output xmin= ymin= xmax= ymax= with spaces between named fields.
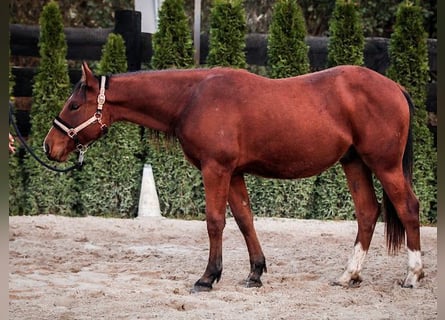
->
xmin=44 ymin=62 xmax=110 ymax=162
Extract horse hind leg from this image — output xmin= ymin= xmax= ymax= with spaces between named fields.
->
xmin=333 ymin=155 xmax=380 ymax=288
xmin=228 ymin=174 xmax=267 ymax=288
xmin=376 ymin=169 xmax=424 ymax=288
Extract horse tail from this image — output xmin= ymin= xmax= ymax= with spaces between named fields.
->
xmin=383 ymin=88 xmax=414 ymax=255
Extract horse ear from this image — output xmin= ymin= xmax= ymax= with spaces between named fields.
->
xmin=81 ymin=61 xmax=94 ymax=85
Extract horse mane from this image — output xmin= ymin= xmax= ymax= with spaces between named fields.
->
xmin=145 ymin=127 xmax=178 ymax=153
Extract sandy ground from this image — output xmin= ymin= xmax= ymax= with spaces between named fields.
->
xmin=9 ymin=215 xmax=437 ymax=320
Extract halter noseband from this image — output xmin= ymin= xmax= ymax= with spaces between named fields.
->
xmin=52 ymin=76 xmax=109 ymax=163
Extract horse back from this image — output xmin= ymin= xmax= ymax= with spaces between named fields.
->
xmin=176 ymin=66 xmax=410 ymax=178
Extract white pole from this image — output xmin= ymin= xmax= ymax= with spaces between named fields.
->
xmin=193 ymin=0 xmax=201 ymax=66
xmin=138 ymin=164 xmax=161 ymax=217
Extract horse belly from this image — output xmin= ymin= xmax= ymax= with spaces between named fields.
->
xmin=240 ymin=131 xmax=350 ymax=179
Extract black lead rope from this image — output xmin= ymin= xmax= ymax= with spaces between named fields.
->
xmin=9 ymin=101 xmax=83 ymax=173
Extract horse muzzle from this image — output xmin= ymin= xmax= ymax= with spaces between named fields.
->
xmin=43 ymin=143 xmax=67 ymax=162
xmin=43 ymin=133 xmax=73 ymax=163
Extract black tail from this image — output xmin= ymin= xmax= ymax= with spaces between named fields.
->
xmin=383 ymin=89 xmax=414 ymax=255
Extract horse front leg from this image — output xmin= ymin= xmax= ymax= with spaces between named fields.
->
xmin=192 ymin=162 xmax=232 ymax=292
xmin=228 ymin=174 xmax=266 ymax=288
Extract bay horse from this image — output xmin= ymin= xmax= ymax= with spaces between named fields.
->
xmin=44 ymin=62 xmax=424 ymax=291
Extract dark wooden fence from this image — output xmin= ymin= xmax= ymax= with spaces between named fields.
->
xmin=9 ymin=10 xmax=437 ymax=141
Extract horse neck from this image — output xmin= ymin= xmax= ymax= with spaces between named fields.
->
xmin=106 ymin=69 xmax=211 ymax=133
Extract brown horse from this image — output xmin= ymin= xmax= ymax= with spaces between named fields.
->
xmin=44 ymin=62 xmax=424 ymax=291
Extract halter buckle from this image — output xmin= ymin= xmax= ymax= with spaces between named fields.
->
xmin=68 ymin=129 xmax=77 ymax=139
xmin=97 ymin=93 xmax=106 ymax=106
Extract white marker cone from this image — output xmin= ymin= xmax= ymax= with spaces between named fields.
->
xmin=138 ymin=164 xmax=161 ymax=217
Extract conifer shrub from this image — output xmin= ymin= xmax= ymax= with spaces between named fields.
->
xmin=151 ymin=0 xmax=194 ymax=69
xmin=21 ymin=1 xmax=76 ymax=215
xmin=267 ymin=0 xmax=310 ymax=78
xmin=386 ymin=0 xmax=436 ymax=223
xmin=327 ymin=0 xmax=364 ymax=67
xmin=96 ymin=33 xmax=128 ymax=75
xmin=206 ymin=0 xmax=247 ymax=68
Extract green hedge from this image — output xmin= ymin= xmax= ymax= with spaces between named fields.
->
xmin=144 ymin=140 xmax=206 ymax=218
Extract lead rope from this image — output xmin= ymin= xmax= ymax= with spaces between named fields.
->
xmin=9 ymin=101 xmax=82 ymax=173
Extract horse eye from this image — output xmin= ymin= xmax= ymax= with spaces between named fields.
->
xmin=70 ymin=103 xmax=80 ymax=111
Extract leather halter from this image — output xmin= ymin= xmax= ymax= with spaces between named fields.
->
xmin=52 ymin=75 xmax=109 ymax=163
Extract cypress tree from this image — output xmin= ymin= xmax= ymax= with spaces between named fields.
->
xmin=151 ymin=0 xmax=194 ymax=69
xmin=23 ymin=1 xmax=76 ymax=215
xmin=386 ymin=0 xmax=436 ymax=223
xmin=309 ymin=0 xmax=365 ymax=220
xmin=267 ymin=0 xmax=310 ymax=78
xmin=96 ymin=33 xmax=128 ymax=75
xmin=206 ymin=0 xmax=247 ymax=68
xmin=75 ymin=33 xmax=143 ymax=217
xmin=327 ymin=0 xmax=364 ymax=67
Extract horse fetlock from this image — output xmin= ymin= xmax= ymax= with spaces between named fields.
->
xmin=251 ymin=258 xmax=267 ymax=274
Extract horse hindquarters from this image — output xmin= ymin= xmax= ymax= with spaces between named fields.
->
xmin=352 ymin=89 xmax=423 ymax=288
xmin=377 ymin=91 xmax=423 ymax=288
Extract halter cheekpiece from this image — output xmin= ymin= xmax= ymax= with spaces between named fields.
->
xmin=52 ymin=75 xmax=109 ymax=164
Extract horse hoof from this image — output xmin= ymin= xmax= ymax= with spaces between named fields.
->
xmin=401 ymin=270 xmax=424 ymax=288
xmin=245 ymin=278 xmax=262 ymax=288
xmin=348 ymin=279 xmax=362 ymax=288
xmin=190 ymin=280 xmax=213 ymax=293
